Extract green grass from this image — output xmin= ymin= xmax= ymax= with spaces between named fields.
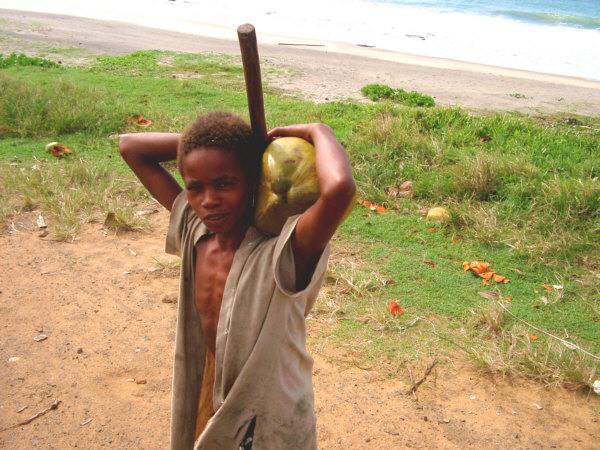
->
xmin=0 ymin=52 xmax=59 ymax=68
xmin=1 ymin=47 xmax=599 ymax=391
xmin=361 ymin=83 xmax=436 ymax=106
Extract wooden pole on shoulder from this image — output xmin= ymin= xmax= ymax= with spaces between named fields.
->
xmin=237 ymin=23 xmax=267 ymax=146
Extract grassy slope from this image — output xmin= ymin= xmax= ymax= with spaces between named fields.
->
xmin=1 ymin=50 xmax=599 ymax=389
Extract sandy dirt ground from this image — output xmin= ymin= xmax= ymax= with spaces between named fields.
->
xmin=1 ymin=211 xmax=599 ymax=448
xmin=1 ymin=8 xmax=600 ymax=449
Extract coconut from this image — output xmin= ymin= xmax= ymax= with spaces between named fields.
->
xmin=426 ymin=206 xmax=450 ymax=221
xmin=254 ymin=137 xmax=320 ymax=234
xmin=254 ymin=137 xmax=356 ymax=234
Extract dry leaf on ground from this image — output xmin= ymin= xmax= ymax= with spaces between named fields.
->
xmin=387 ymin=301 xmax=404 ymax=315
xmin=357 ymin=198 xmax=386 ymax=214
xmin=130 ymin=114 xmax=152 ymax=127
xmin=462 ymin=261 xmax=509 ymax=284
xmin=477 ymin=291 xmax=500 ymax=301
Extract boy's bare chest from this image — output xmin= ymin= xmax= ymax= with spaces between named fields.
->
xmin=194 ymin=240 xmax=235 ymax=353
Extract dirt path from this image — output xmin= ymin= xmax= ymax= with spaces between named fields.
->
xmin=1 ymin=211 xmax=598 ymax=448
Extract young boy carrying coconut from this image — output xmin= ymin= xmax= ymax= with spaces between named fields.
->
xmin=119 ymin=111 xmax=355 ymax=449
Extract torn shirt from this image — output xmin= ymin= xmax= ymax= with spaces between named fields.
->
xmin=166 ymin=191 xmax=330 ymax=449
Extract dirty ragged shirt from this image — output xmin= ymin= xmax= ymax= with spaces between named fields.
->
xmin=166 ymin=191 xmax=330 ymax=449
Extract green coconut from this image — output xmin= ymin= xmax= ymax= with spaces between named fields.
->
xmin=254 ymin=137 xmax=320 ymax=234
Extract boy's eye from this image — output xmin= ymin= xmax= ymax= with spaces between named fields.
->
xmin=217 ymin=180 xmax=234 ymax=188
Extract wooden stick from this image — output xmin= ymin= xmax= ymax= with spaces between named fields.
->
xmin=0 ymin=399 xmax=61 ymax=432
xmin=237 ymin=24 xmax=267 ymax=146
xmin=405 ymin=360 xmax=438 ymax=396
xmin=278 ymin=43 xmax=325 ymax=47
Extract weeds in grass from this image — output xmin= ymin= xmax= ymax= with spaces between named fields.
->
xmin=361 ymin=83 xmax=435 ymax=107
xmin=346 ymin=105 xmax=599 ymax=265
xmin=92 ymin=50 xmax=243 ymax=85
xmin=472 ymin=302 xmax=597 ymax=391
xmin=0 ymin=74 xmax=129 ymax=138
xmin=474 ymin=301 xmax=506 ymax=335
xmin=0 ymin=159 xmax=148 ymax=240
xmin=0 ymin=52 xmax=59 ymax=68
xmin=150 ymin=257 xmax=181 ymax=277
xmin=94 ymin=50 xmax=160 ymax=74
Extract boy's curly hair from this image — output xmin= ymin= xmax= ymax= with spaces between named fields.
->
xmin=178 ymin=111 xmax=262 ymax=185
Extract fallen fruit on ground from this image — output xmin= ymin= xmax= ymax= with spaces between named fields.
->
xmin=44 ymin=142 xmax=71 ymax=157
xmin=130 ymin=114 xmax=152 ymax=127
xmin=387 ymin=301 xmax=404 ymax=315
xmin=463 ymin=260 xmax=509 ymax=284
xmin=357 ymin=197 xmax=386 ymax=213
xmin=426 ymin=206 xmax=450 ymax=220
xmin=462 ymin=260 xmax=490 ymax=274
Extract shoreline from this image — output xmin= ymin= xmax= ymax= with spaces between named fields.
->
xmin=1 ymin=7 xmax=599 ymax=116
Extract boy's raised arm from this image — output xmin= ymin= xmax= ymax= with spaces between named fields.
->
xmin=119 ymin=132 xmax=183 ymax=211
xmin=266 ymin=123 xmax=356 ymax=289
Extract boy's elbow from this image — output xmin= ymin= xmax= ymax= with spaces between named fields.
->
xmin=323 ymin=174 xmax=356 ymax=207
xmin=341 ymin=176 xmax=357 ymax=205
xmin=118 ymin=134 xmax=132 ymax=159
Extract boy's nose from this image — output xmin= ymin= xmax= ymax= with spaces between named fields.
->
xmin=201 ymin=189 xmax=220 ymax=208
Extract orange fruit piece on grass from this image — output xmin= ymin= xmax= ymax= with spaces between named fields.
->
xmin=387 ymin=301 xmax=404 ymax=315
xmin=44 ymin=142 xmax=71 ymax=157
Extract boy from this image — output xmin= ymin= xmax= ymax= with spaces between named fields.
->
xmin=119 ymin=111 xmax=355 ymax=449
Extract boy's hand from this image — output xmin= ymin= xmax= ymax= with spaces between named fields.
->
xmin=267 ymin=123 xmax=328 ymax=144
xmin=268 ymin=123 xmax=356 ymax=290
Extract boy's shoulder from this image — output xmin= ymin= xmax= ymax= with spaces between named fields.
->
xmin=165 ymin=190 xmax=207 ymax=256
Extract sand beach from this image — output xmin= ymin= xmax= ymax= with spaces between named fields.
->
xmin=1 ymin=5 xmax=599 ymax=116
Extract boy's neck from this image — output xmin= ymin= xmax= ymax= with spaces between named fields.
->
xmin=212 ymin=217 xmax=251 ymax=251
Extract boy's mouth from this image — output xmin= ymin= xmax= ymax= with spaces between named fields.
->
xmin=203 ymin=213 xmax=227 ymax=224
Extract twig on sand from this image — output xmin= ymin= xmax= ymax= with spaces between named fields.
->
xmin=0 ymin=399 xmax=61 ymax=432
xmin=407 ymin=365 xmax=418 ymax=402
xmin=405 ymin=360 xmax=438 ymax=396
xmin=278 ymin=43 xmax=325 ymax=47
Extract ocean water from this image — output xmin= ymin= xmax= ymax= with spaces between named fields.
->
xmin=167 ymin=0 xmax=600 ymax=80
xmin=3 ymin=0 xmax=599 ymax=80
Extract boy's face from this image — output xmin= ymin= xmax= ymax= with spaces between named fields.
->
xmin=181 ymin=146 xmax=250 ymax=235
